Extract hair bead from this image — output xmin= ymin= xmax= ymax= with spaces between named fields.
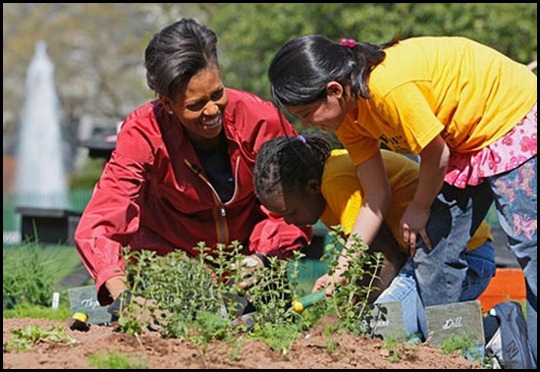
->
xmin=339 ymin=38 xmax=357 ymax=48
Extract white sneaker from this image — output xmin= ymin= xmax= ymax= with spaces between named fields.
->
xmin=485 ymin=301 xmax=534 ymax=369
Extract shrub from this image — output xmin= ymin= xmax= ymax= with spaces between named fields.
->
xmin=116 ymin=226 xmax=383 ymax=352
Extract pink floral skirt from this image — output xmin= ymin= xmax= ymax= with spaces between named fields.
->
xmin=445 ymin=103 xmax=537 ymax=189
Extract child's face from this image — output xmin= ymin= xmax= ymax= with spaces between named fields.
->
xmin=283 ymin=81 xmax=351 ymax=132
xmin=259 ymin=180 xmax=325 ymax=227
xmin=284 ymin=96 xmax=346 ymax=133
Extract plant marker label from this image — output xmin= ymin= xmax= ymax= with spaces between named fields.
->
xmin=368 ymin=301 xmax=406 ymax=341
xmin=426 ymin=300 xmax=485 ymax=350
xmin=68 ymin=285 xmax=112 ymax=325
xmin=52 ymin=291 xmax=60 ymax=310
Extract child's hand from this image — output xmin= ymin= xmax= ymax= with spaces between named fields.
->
xmin=400 ymin=203 xmax=432 ymax=255
xmin=312 ymin=268 xmax=347 ymax=296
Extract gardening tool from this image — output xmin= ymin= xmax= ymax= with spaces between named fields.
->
xmin=291 ymin=289 xmax=326 ymax=313
xmin=219 ymin=293 xmax=258 ymax=328
xmin=69 ymin=308 xmax=90 ymax=331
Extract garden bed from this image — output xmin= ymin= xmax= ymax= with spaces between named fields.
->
xmin=3 ymin=317 xmax=482 ymax=369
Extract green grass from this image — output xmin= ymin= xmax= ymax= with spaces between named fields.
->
xmin=3 ymin=243 xmax=82 ymax=285
xmin=3 ymin=242 xmax=83 ymax=311
xmin=87 ymin=351 xmax=148 ymax=369
xmin=3 ymin=302 xmax=72 ymax=321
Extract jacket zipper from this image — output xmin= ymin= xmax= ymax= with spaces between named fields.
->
xmin=183 ymin=157 xmax=240 ymax=243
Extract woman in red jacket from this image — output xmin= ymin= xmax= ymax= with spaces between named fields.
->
xmin=74 ymin=18 xmax=311 ymax=306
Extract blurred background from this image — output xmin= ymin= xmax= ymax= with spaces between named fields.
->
xmin=3 ymin=3 xmax=537 ymax=246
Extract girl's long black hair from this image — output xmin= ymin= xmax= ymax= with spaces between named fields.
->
xmin=268 ymin=35 xmax=397 ymax=109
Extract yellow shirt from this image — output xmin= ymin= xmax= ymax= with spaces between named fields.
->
xmin=337 ymin=36 xmax=537 ymax=165
xmin=319 ymin=149 xmax=493 ymax=253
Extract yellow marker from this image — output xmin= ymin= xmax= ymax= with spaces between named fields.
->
xmin=69 ymin=308 xmax=90 ymax=331
xmin=292 ymin=300 xmax=305 ymax=313
xmin=72 ymin=309 xmax=88 ymax=323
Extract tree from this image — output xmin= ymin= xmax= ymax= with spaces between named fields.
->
xmin=3 ymin=3 xmax=536 ymax=155
xmin=207 ymin=3 xmax=536 ymax=104
xmin=2 ymin=3 xmax=208 ymax=142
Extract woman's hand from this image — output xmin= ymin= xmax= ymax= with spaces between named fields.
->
xmin=234 ymin=254 xmax=266 ymax=290
xmin=105 ymin=275 xmax=128 ymax=301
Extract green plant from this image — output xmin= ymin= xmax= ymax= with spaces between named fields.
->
xmin=321 ymin=226 xmax=385 ymax=336
xmin=116 ymin=241 xmax=312 ymax=350
xmin=229 ymin=336 xmax=244 ymax=361
xmin=3 ymin=242 xmax=80 ymax=308
xmin=118 ymin=244 xmax=241 ymax=339
xmin=440 ymin=334 xmax=484 ymax=363
xmin=324 ymin=324 xmax=339 ymax=354
xmin=381 ymin=336 xmax=419 ymax=363
xmin=87 ymin=351 xmax=147 ymax=369
xmin=249 ymin=322 xmax=300 ymax=355
xmin=166 ymin=310 xmax=232 ymax=346
xmin=243 ymin=251 xmax=305 ymax=325
xmin=4 ymin=324 xmax=77 ymax=352
xmin=113 ymin=228 xmax=385 ymax=355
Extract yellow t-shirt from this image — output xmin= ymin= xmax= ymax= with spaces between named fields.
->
xmin=337 ymin=36 xmax=537 ymax=165
xmin=319 ymin=149 xmax=493 ymax=253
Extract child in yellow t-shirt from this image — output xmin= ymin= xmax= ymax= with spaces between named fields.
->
xmin=254 ymin=132 xmax=495 ymax=341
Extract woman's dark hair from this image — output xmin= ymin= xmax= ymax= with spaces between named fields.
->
xmin=254 ymin=131 xmax=332 ymax=200
xmin=268 ymin=35 xmax=397 ymax=108
xmin=144 ymin=18 xmax=219 ymax=97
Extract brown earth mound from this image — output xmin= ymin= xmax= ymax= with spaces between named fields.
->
xmin=3 ymin=317 xmax=482 ymax=369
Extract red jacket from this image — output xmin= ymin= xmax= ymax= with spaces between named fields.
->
xmin=75 ymin=88 xmax=312 ymax=304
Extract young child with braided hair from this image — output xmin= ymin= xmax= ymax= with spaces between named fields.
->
xmin=254 ymin=131 xmax=496 ymax=343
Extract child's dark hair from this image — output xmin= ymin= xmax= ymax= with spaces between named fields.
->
xmin=254 ymin=131 xmax=332 ymax=200
xmin=268 ymin=35 xmax=397 ymax=109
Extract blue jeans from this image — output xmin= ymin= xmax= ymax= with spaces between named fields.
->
xmin=490 ymin=156 xmax=537 ymax=365
xmin=376 ymin=240 xmax=496 ymax=340
xmin=412 ymin=156 xmax=537 ymax=364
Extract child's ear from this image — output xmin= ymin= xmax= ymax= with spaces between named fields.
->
xmin=306 ymin=179 xmax=321 ymax=195
xmin=326 ymin=81 xmax=344 ymax=98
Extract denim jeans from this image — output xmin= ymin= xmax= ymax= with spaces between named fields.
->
xmin=375 ymin=240 xmax=496 ymax=340
xmin=413 ymin=180 xmax=494 ymax=306
xmin=410 ymin=155 xmax=537 ymax=364
xmin=489 ymin=156 xmax=537 ymax=365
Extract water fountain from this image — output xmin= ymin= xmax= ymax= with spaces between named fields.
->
xmin=14 ymin=41 xmax=69 ymax=210
xmin=9 ymin=41 xmax=79 ymax=245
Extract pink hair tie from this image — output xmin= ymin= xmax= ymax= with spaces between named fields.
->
xmin=339 ymin=38 xmax=356 ymax=48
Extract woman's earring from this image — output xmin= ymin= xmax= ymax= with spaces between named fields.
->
xmin=168 ymin=110 xmax=174 ymax=115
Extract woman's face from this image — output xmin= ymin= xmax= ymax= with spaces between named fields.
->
xmin=163 ymin=67 xmax=229 ymax=146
